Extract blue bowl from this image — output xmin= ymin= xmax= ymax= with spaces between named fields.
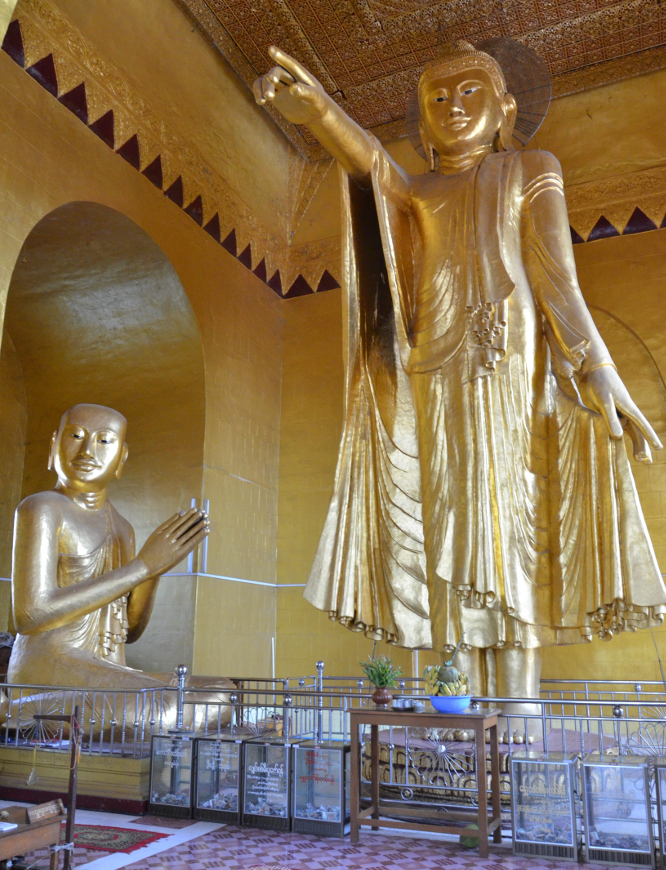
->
xmin=429 ymin=695 xmax=472 ymax=714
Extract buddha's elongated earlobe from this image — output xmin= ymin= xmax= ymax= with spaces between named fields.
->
xmin=47 ymin=432 xmax=57 ymax=471
xmin=496 ymin=92 xmax=518 ymax=152
xmin=419 ymin=120 xmax=439 ymax=171
xmin=427 ymin=141 xmax=439 ymax=172
xmin=115 ymin=443 xmax=129 ymax=480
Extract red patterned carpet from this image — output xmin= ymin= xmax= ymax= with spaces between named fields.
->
xmin=124 ymin=825 xmax=624 ymax=870
xmin=22 ymin=823 xmax=171 ymax=865
xmin=64 ymin=823 xmax=169 ymax=853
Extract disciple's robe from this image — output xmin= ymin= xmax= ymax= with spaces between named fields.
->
xmin=8 ymin=502 xmax=232 ymax=732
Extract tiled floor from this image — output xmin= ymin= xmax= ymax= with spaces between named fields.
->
xmin=128 ymin=815 xmax=198 ymax=829
xmin=0 ymin=801 xmax=219 ymax=869
xmin=123 ymin=825 xmax=628 ymax=870
xmin=0 ymin=802 xmax=640 ymax=869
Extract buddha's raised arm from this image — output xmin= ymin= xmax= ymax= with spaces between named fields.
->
xmin=521 ymin=149 xmax=662 ymax=462
xmin=124 ymin=509 xmax=206 ymax=642
xmin=254 ymin=46 xmax=377 ymax=181
xmin=12 ymin=499 xmax=207 ymax=635
xmin=117 ymin=525 xmax=156 ymax=644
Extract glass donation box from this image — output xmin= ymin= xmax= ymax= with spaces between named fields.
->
xmin=292 ymin=741 xmax=351 ymax=837
xmin=149 ymin=734 xmax=193 ymax=818
xmin=242 ymin=737 xmax=296 ymax=831
xmin=194 ymin=736 xmax=244 ymax=824
xmin=509 ymin=751 xmax=580 ymax=860
xmin=582 ymin=753 xmax=654 ymax=867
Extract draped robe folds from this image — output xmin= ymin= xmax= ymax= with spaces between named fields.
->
xmin=9 ymin=504 xmax=141 ymax=686
xmin=8 ymin=502 xmax=232 ymax=732
xmin=304 ymin=144 xmax=666 ymax=652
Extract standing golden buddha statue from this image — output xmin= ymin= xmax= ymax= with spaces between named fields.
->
xmin=255 ymin=41 xmax=666 ymax=731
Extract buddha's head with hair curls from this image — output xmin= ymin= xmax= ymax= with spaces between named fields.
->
xmin=417 ymin=40 xmax=517 ymax=170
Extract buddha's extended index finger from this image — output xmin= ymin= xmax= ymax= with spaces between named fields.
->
xmin=268 ymin=45 xmax=317 ymax=87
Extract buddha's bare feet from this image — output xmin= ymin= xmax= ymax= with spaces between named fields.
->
xmin=439 ymin=728 xmax=473 ymax=741
xmin=495 ymin=647 xmax=543 ymax=744
xmin=498 ymin=728 xmax=536 ymax=745
xmin=498 ymin=714 xmax=544 ymax=744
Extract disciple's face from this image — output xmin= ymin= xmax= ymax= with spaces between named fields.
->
xmin=51 ymin=404 xmax=128 ymax=492
xmin=419 ymin=67 xmax=504 ymax=158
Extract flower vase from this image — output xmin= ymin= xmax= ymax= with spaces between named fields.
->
xmin=371 ymin=687 xmax=393 ymax=708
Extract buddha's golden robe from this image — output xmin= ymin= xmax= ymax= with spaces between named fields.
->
xmin=305 ymin=144 xmax=666 ymax=652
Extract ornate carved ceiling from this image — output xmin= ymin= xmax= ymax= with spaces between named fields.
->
xmin=178 ymin=0 xmax=666 ymax=160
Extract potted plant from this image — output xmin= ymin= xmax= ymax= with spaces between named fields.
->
xmin=360 ymin=654 xmax=403 ymax=708
xmin=423 ymin=635 xmax=472 ymax=713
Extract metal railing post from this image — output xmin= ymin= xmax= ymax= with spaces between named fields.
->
xmin=173 ymin=664 xmax=189 ymax=733
xmin=316 ymin=660 xmax=324 ymax=743
xmin=283 ymin=694 xmax=292 ymax=741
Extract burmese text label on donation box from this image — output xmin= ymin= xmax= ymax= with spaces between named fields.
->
xmin=583 ymin=753 xmax=653 ymax=865
xmin=294 ymin=746 xmax=342 ymax=823
xmin=196 ymin=740 xmax=240 ymax=813
xmin=244 ymin=743 xmax=289 ymax=819
xmin=149 ymin=736 xmax=193 ymax=817
xmin=512 ymin=756 xmax=576 ymax=848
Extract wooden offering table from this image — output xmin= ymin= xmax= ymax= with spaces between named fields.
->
xmin=0 ymin=801 xmax=65 ymax=870
xmin=349 ymin=706 xmax=502 ymax=857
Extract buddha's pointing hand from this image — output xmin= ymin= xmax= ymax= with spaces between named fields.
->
xmin=253 ymin=46 xmax=328 ymax=125
xmin=586 ymin=365 xmax=662 ymax=463
xmin=136 ymin=508 xmax=209 ymax=577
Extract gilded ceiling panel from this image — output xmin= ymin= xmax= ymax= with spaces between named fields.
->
xmin=177 ymin=0 xmax=666 ymax=159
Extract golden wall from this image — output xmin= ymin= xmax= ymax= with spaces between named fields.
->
xmin=2 ymin=201 xmax=207 ymax=669
xmin=0 ymin=330 xmax=25 ymax=626
xmin=276 ymin=288 xmax=418 ymax=679
xmin=0 ymin=1 xmax=17 ymax=40
xmin=0 ymin=20 xmax=283 ymax=677
xmin=52 ymin=0 xmax=293 ymax=245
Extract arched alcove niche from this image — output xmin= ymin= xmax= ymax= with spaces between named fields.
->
xmin=0 ymin=201 xmax=206 ymax=672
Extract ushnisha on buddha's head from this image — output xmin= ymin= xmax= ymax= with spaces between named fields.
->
xmin=417 ymin=40 xmax=518 ymax=169
xmin=48 ymin=403 xmax=128 ymax=494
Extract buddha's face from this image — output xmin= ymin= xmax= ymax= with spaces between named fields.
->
xmin=50 ymin=404 xmax=128 ymax=492
xmin=419 ymin=66 xmax=505 ymax=158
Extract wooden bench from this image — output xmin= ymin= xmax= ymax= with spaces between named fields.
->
xmin=0 ymin=801 xmax=65 ymax=870
xmin=0 ymin=705 xmax=81 ymax=869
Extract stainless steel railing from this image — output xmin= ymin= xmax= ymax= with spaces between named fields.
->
xmin=1 ymin=666 xmax=666 ymax=761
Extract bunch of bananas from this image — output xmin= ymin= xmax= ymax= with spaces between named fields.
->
xmin=423 ymin=665 xmax=471 ymax=697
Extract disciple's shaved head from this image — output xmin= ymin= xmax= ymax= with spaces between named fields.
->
xmin=50 ymin=404 xmax=129 ymax=491
xmin=59 ymin=404 xmax=127 ymax=439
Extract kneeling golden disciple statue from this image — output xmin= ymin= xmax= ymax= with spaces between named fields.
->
xmin=8 ymin=403 xmax=231 ymax=730
xmin=255 ymin=42 xmax=666 ymax=713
